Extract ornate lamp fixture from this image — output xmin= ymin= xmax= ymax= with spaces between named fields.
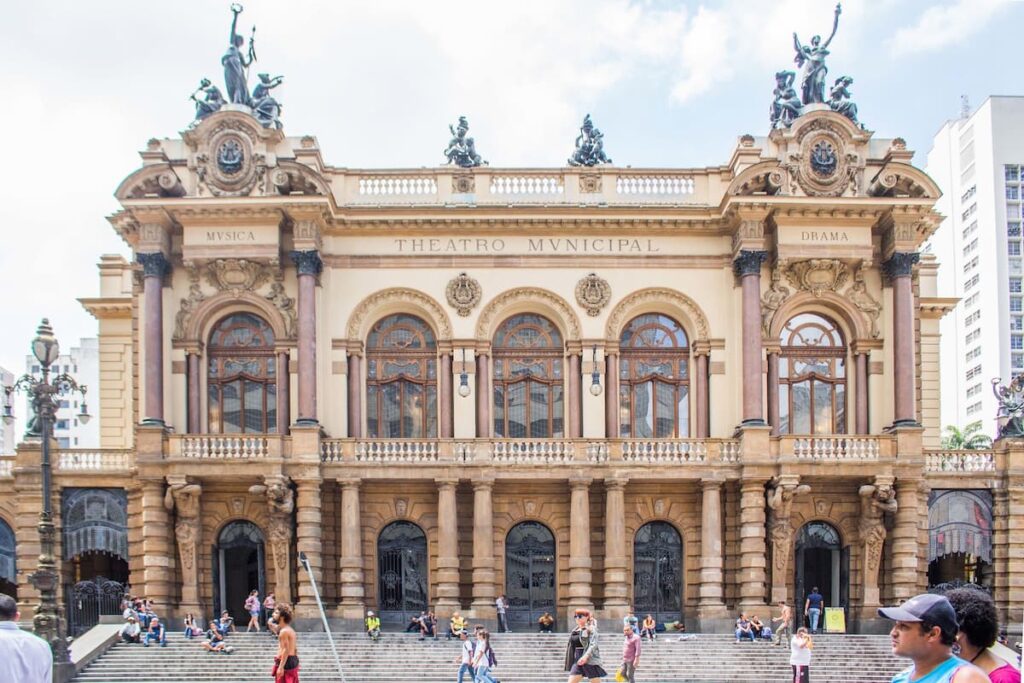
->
xmin=458 ymin=349 xmax=472 ymax=398
xmin=589 ymin=345 xmax=603 ymax=397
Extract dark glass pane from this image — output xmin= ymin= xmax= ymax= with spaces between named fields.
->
xmin=814 ymin=382 xmax=833 ymax=434
xmin=634 ymin=382 xmax=654 ymax=438
xmin=835 ymin=384 xmax=846 ymax=434
xmin=493 ymin=385 xmax=505 ymax=437
xmin=266 ymin=383 xmax=277 ymax=433
xmin=506 ymin=382 xmax=526 ymax=438
xmin=403 ymin=383 xmax=424 ymax=438
xmin=208 ymin=384 xmax=221 ymax=432
xmin=654 ymin=381 xmax=674 ymax=438
xmin=424 ymin=387 xmax=438 ymax=438
xmin=244 ymin=380 xmax=264 ymax=432
xmin=530 ymin=380 xmax=550 ymax=438
xmin=792 ymin=381 xmax=811 ymax=434
xmin=222 ymin=381 xmax=241 ymax=433
xmin=382 ymin=382 xmax=401 ymax=437
xmin=619 ymin=385 xmax=631 ymax=438
xmin=551 ymin=385 xmax=564 ymax=437
xmin=367 ymin=385 xmax=379 ymax=437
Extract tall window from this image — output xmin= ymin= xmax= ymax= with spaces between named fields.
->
xmin=778 ymin=313 xmax=847 ymax=434
xmin=366 ymin=314 xmax=438 ymax=438
xmin=493 ymin=314 xmax=564 ymax=438
xmin=619 ymin=314 xmax=690 ymax=437
xmin=208 ymin=313 xmax=277 ymax=433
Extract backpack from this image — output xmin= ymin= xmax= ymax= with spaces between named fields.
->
xmin=487 ymin=644 xmax=497 ymax=667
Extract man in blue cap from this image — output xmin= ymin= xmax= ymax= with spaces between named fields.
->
xmin=878 ymin=593 xmax=988 ymax=683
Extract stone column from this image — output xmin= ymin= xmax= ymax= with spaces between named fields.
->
xmin=347 ymin=346 xmax=363 ymax=438
xmin=766 ymin=351 xmax=780 ymax=436
xmin=890 ymin=480 xmax=923 ymax=602
xmin=568 ymin=477 xmax=594 ymax=614
xmin=436 ymin=479 xmax=460 ymax=613
xmin=338 ymin=479 xmax=365 ymax=618
xmin=138 ymin=252 xmax=169 ymax=426
xmin=138 ymin=481 xmax=173 ymax=609
xmin=603 ymin=477 xmax=628 ymax=617
xmin=476 ymin=352 xmax=491 ymax=437
xmin=734 ymin=251 xmax=768 ymax=426
xmin=471 ymin=479 xmax=496 ymax=616
xmin=855 ymin=351 xmax=869 ymax=434
xmin=166 ymin=480 xmax=202 ymax=613
xmin=738 ymin=479 xmax=768 ymax=611
xmin=699 ymin=479 xmax=726 ymax=613
xmin=294 ymin=480 xmax=323 ymax=617
xmin=290 ymin=250 xmax=322 ymax=425
xmin=605 ymin=351 xmax=619 ymax=438
xmin=884 ymin=252 xmax=920 ymax=427
xmin=276 ymin=350 xmax=290 ymax=434
xmin=440 ymin=350 xmax=453 ymax=438
xmin=186 ymin=350 xmax=201 ymax=433
xmin=568 ymin=349 xmax=581 ymax=438
xmin=694 ymin=350 xmax=710 ymax=438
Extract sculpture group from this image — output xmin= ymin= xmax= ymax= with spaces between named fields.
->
xmin=770 ymin=3 xmax=863 ymax=129
xmin=191 ymin=4 xmax=284 ymax=129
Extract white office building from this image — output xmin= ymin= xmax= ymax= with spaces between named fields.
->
xmin=24 ymin=337 xmax=99 ymax=449
xmin=929 ymin=96 xmax=1024 ymax=439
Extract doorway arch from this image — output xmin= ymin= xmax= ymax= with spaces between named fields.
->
xmin=505 ymin=521 xmax=556 ymax=631
xmin=794 ymin=521 xmax=849 ymax=628
xmin=633 ymin=521 xmax=683 ymax=623
xmin=213 ymin=520 xmax=266 ymax=626
xmin=377 ymin=521 xmax=428 ymax=625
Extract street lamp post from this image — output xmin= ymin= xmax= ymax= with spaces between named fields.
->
xmin=2 ymin=319 xmax=90 ymax=675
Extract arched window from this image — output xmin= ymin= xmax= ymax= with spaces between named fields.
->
xmin=208 ymin=313 xmax=277 ymax=433
xmin=493 ymin=314 xmax=564 ymax=438
xmin=778 ymin=313 xmax=847 ymax=434
xmin=0 ymin=518 xmax=15 ymax=599
xmin=619 ymin=314 xmax=690 ymax=438
xmin=366 ymin=314 xmax=438 ymax=438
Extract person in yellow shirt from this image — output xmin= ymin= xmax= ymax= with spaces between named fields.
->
xmin=365 ymin=610 xmax=380 ymax=642
xmin=448 ymin=611 xmax=467 ymax=640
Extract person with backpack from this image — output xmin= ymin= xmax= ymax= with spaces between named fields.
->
xmin=472 ymin=628 xmax=500 ymax=683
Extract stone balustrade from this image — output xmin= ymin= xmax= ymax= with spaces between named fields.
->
xmin=56 ymin=449 xmax=132 ymax=472
xmin=620 ymin=439 xmax=708 ymax=463
xmin=169 ymin=434 xmax=280 ymax=459
xmin=335 ymin=168 xmax=704 ymax=206
xmin=780 ymin=435 xmax=888 ymax=460
xmin=925 ymin=450 xmax=996 ymax=473
xmin=355 ymin=440 xmax=439 ymax=463
xmin=490 ymin=440 xmax=575 ymax=464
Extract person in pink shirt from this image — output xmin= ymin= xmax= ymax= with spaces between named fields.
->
xmin=619 ymin=623 xmax=642 ymax=683
xmin=944 ymin=588 xmax=1020 ymax=683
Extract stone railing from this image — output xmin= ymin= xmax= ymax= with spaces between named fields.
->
xmin=0 ymin=456 xmax=12 ymax=478
xmin=335 ymin=168 xmax=705 ymax=206
xmin=925 ymin=450 xmax=996 ymax=473
xmin=489 ymin=440 xmax=575 ymax=464
xmin=620 ymin=439 xmax=707 ymax=463
xmin=779 ymin=435 xmax=889 ymax=460
xmin=57 ymin=449 xmax=132 ymax=472
xmin=169 ymin=434 xmax=282 ymax=459
xmin=355 ymin=440 xmax=439 ymax=463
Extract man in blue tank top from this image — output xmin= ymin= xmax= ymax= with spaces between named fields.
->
xmin=878 ymin=593 xmax=989 ymax=683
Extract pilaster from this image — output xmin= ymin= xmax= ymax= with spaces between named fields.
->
xmin=602 ymin=477 xmax=628 ymax=617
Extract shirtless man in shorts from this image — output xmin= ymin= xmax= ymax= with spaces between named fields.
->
xmin=273 ymin=604 xmax=299 ymax=683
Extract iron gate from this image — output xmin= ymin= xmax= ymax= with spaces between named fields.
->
xmin=505 ymin=521 xmax=556 ymax=630
xmin=633 ymin=521 xmax=682 ymax=623
xmin=377 ymin=521 xmax=428 ymax=625
xmin=66 ymin=576 xmax=125 ymax=637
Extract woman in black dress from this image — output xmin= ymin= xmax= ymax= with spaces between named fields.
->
xmin=564 ymin=608 xmax=607 ymax=683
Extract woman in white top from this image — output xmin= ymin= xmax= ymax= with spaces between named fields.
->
xmin=790 ymin=627 xmax=813 ymax=683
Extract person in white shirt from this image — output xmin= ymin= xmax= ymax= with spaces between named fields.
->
xmin=0 ymin=593 xmax=53 ymax=683
xmin=452 ymin=629 xmax=475 ymax=683
xmin=790 ymin=627 xmax=813 ymax=683
xmin=120 ymin=617 xmax=142 ymax=643
xmin=495 ymin=595 xmax=508 ymax=633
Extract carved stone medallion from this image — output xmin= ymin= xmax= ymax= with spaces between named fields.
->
xmin=789 ymin=119 xmax=859 ymax=197
xmin=192 ymin=118 xmax=266 ymax=197
xmin=446 ymin=272 xmax=482 ymax=317
xmin=575 ymin=273 xmax=611 ymax=317
xmin=579 ymin=174 xmax=602 ymax=193
xmin=395 ymin=498 xmax=408 ymax=517
xmin=452 ymin=174 xmax=475 ymax=194
xmin=786 ymin=259 xmax=850 ymax=297
xmin=524 ymin=500 xmax=536 ymax=515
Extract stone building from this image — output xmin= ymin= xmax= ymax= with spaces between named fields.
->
xmin=0 ymin=102 xmax=1020 ymax=637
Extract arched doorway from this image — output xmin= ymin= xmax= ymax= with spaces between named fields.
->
xmin=377 ymin=521 xmax=428 ymax=625
xmin=633 ymin=521 xmax=683 ymax=623
xmin=794 ymin=521 xmax=849 ymax=628
xmin=213 ymin=521 xmax=266 ymax=626
xmin=0 ymin=518 xmax=15 ymax=599
xmin=927 ymin=490 xmax=993 ymax=589
xmin=61 ymin=488 xmax=129 ymax=635
xmin=505 ymin=521 xmax=556 ymax=631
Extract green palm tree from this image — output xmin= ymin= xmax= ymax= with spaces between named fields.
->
xmin=940 ymin=421 xmax=993 ymax=450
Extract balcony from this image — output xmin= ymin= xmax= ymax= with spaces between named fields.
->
xmin=56 ymin=449 xmax=132 ymax=472
xmin=166 ymin=434 xmax=286 ymax=460
xmin=776 ymin=435 xmax=892 ymax=461
xmin=925 ymin=450 xmax=996 ymax=473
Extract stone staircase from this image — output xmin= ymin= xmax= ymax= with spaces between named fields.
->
xmin=74 ymin=632 xmax=906 ymax=683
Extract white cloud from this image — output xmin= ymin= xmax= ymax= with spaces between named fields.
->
xmin=888 ymin=0 xmax=1013 ymax=57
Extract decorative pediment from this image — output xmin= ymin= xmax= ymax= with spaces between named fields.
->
xmin=114 ymin=164 xmax=186 ymax=200
xmin=728 ymin=161 xmax=785 ymax=196
xmin=868 ymin=163 xmax=940 ymax=199
xmin=271 ymin=161 xmax=330 ymax=196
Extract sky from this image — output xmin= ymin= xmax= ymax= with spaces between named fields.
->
xmin=0 ymin=0 xmax=1020 ymax=400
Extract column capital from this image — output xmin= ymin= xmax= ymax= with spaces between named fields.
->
xmin=435 ymin=478 xmax=458 ymax=490
xmin=137 ymin=251 xmax=170 ymax=279
xmin=569 ymin=476 xmax=592 ymax=490
xmin=882 ymin=251 xmax=920 ymax=279
xmin=700 ymin=478 xmax=724 ymax=491
xmin=472 ymin=478 xmax=494 ymax=492
xmin=732 ymin=250 xmax=768 ymax=277
xmin=338 ymin=478 xmax=362 ymax=491
xmin=290 ymin=249 xmax=323 ymax=276
xmin=604 ymin=476 xmax=628 ymax=491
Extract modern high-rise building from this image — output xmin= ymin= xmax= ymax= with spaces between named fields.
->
xmin=928 ymin=96 xmax=1024 ymax=439
xmin=24 ymin=338 xmax=99 ymax=449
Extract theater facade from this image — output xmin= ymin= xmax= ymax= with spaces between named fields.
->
xmin=1 ymin=102 xmax=1021 ymax=636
